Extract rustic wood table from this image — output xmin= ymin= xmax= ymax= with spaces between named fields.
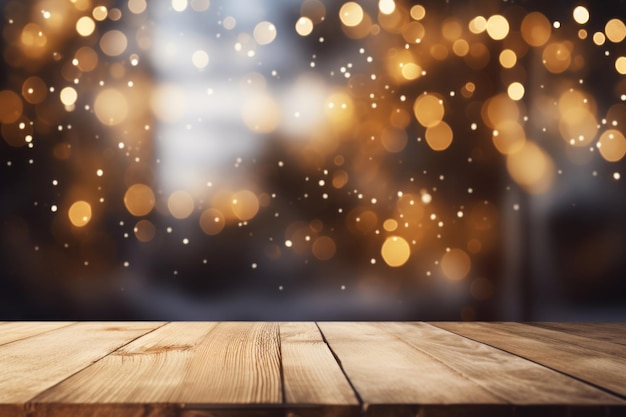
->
xmin=1 ymin=322 xmax=625 ymax=417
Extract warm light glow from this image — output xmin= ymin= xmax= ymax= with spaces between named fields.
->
xmin=492 ymin=121 xmax=526 ymax=155
xmin=410 ymin=5 xmax=425 ymax=21
xmin=616 ymin=57 xmax=626 ymax=75
xmin=521 ymin=12 xmax=551 ymax=47
xmin=76 ymin=16 xmax=95 ymax=37
xmin=60 ymin=87 xmax=78 ymax=106
xmin=499 ymin=49 xmax=517 ymax=68
xmin=468 ymin=16 xmax=487 ymax=34
xmin=543 ymin=42 xmax=571 ymax=73
xmin=295 ymin=17 xmax=314 ymax=36
xmin=200 ymin=208 xmax=226 ymax=235
xmin=572 ymin=6 xmax=589 ymax=25
xmin=99 ymin=30 xmax=128 ymax=56
xmin=413 ymin=94 xmax=444 ymax=127
xmin=94 ymin=88 xmax=129 ymax=126
xmin=378 ymin=0 xmax=395 ymax=15
xmin=381 ymin=236 xmax=410 ymax=267
xmin=68 ymin=201 xmax=92 ymax=227
xmin=425 ymin=121 xmax=453 ymax=151
xmin=124 ymin=184 xmax=155 ymax=216
xmin=22 ymin=77 xmax=47 ymax=104
xmin=192 ymin=50 xmax=209 ymax=69
xmin=253 ymin=21 xmax=277 ymax=45
xmin=506 ymin=141 xmax=555 ymax=194
xmin=0 ymin=90 xmax=23 ymax=124
xmin=242 ymin=93 xmax=281 ymax=133
xmin=339 ymin=2 xmax=364 ymax=27
xmin=486 ymin=15 xmax=509 ymax=40
xmin=134 ymin=219 xmax=156 ymax=242
xmin=597 ymin=129 xmax=626 ymax=162
xmin=312 ymin=236 xmax=336 ymax=260
xmin=507 ymin=82 xmax=525 ymax=101
xmin=168 ymin=190 xmax=195 ymax=219
xmin=231 ymin=190 xmax=260 ymax=221
xmin=605 ymin=18 xmax=626 ymax=43
xmin=441 ymin=248 xmax=471 ymax=280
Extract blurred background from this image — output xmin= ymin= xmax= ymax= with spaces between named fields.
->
xmin=1 ymin=0 xmax=625 ymax=320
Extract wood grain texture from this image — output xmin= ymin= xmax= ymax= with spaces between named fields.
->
xmin=0 ymin=321 xmax=74 ymax=346
xmin=31 ymin=322 xmax=283 ymax=417
xmin=0 ymin=322 xmax=162 ymax=417
xmin=378 ymin=322 xmax=624 ymax=406
xmin=317 ymin=322 xmax=505 ymax=416
xmin=280 ymin=322 xmax=359 ymax=417
xmin=530 ymin=322 xmax=626 ymax=346
xmin=433 ymin=322 xmax=626 ymax=398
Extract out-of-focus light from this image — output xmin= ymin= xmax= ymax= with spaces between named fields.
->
xmin=381 ymin=236 xmax=410 ymax=267
xmin=339 ymin=2 xmax=364 ymax=27
xmin=68 ymin=201 xmax=92 ymax=227
xmin=572 ymin=6 xmax=589 ymax=25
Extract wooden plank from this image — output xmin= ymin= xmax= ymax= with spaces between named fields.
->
xmin=530 ymin=323 xmax=626 ymax=346
xmin=31 ymin=322 xmax=283 ymax=417
xmin=280 ymin=322 xmax=360 ymax=417
xmin=317 ymin=322 xmax=508 ymax=417
xmin=0 ymin=322 xmax=163 ymax=417
xmin=433 ymin=322 xmax=626 ymax=398
xmin=0 ymin=322 xmax=74 ymax=346
xmin=377 ymin=322 xmax=624 ymax=406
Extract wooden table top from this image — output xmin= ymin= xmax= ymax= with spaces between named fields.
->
xmin=1 ymin=322 xmax=625 ymax=417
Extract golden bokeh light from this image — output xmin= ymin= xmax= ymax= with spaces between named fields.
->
xmin=295 ymin=17 xmax=314 ymax=36
xmin=441 ymin=248 xmax=471 ymax=280
xmin=492 ymin=120 xmax=526 ymax=155
xmin=168 ymin=190 xmax=195 ymax=219
xmin=605 ymin=18 xmax=626 ymax=43
xmin=506 ymin=141 xmax=555 ymax=194
xmin=60 ymin=87 xmax=78 ymax=106
xmin=124 ymin=184 xmax=155 ymax=216
xmin=192 ymin=50 xmax=209 ymax=69
xmin=312 ymin=236 xmax=336 ymax=260
xmin=381 ymin=127 xmax=408 ymax=153
xmin=134 ymin=219 xmax=156 ymax=243
xmin=242 ymin=93 xmax=281 ymax=133
xmin=425 ymin=121 xmax=453 ymax=151
xmin=378 ymin=0 xmax=396 ymax=15
xmin=410 ymin=5 xmax=425 ymax=21
xmin=383 ymin=218 xmax=398 ymax=232
xmin=22 ymin=77 xmax=47 ymax=104
xmin=507 ymin=82 xmax=525 ymax=101
xmin=401 ymin=62 xmax=422 ymax=80
xmin=253 ymin=21 xmax=277 ymax=45
xmin=339 ymin=2 xmax=364 ymax=27
xmin=76 ymin=16 xmax=96 ymax=37
xmin=616 ymin=57 xmax=626 ymax=75
xmin=499 ymin=49 xmax=517 ymax=68
xmin=347 ymin=208 xmax=378 ymax=235
xmin=468 ymin=16 xmax=487 ymax=34
xmin=572 ymin=6 xmax=589 ymax=25
xmin=0 ymin=90 xmax=24 ymax=124
xmin=99 ymin=30 xmax=128 ymax=56
xmin=593 ymin=31 xmax=606 ymax=46
xmin=381 ymin=236 xmax=410 ymax=267
xmin=597 ymin=129 xmax=626 ymax=162
xmin=231 ymin=190 xmax=260 ymax=221
xmin=542 ymin=42 xmax=571 ymax=73
xmin=452 ymin=39 xmax=469 ymax=57
xmin=94 ymin=88 xmax=129 ymax=126
xmin=521 ymin=12 xmax=551 ymax=47
xmin=74 ymin=46 xmax=99 ymax=72
xmin=92 ymin=6 xmax=108 ymax=21
xmin=486 ymin=15 xmax=509 ymax=41
xmin=413 ymin=93 xmax=444 ymax=127
xmin=68 ymin=201 xmax=92 ymax=227
xmin=325 ymin=91 xmax=354 ymax=128
xmin=128 ymin=0 xmax=147 ymax=14
xmin=200 ymin=208 xmax=226 ymax=235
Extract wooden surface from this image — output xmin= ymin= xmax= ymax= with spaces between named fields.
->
xmin=0 ymin=322 xmax=624 ymax=417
